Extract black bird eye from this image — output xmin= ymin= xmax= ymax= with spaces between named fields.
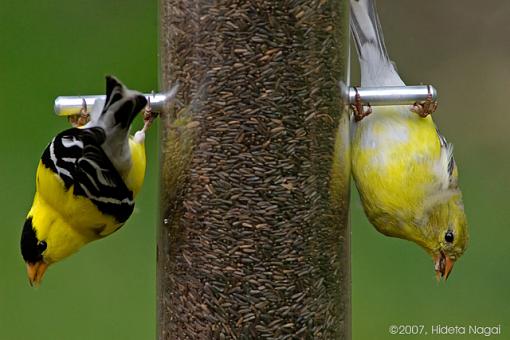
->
xmin=445 ymin=231 xmax=454 ymax=243
xmin=38 ymin=241 xmax=47 ymax=252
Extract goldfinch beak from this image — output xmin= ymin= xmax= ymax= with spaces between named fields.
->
xmin=434 ymin=252 xmax=454 ymax=281
xmin=26 ymin=261 xmax=48 ymax=287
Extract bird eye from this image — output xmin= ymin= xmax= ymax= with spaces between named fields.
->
xmin=38 ymin=241 xmax=47 ymax=252
xmin=445 ymin=231 xmax=454 ymax=243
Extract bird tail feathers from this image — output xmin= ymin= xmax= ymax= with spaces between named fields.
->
xmin=350 ymin=0 xmax=404 ymax=86
xmin=100 ymin=75 xmax=147 ymax=130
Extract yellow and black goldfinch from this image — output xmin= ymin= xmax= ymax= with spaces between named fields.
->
xmin=21 ymin=76 xmax=151 ymax=286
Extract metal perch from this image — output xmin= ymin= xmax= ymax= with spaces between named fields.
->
xmin=54 ymin=85 xmax=437 ymax=117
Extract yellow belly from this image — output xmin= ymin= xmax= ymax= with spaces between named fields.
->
xmin=36 ymin=165 xmax=121 ymax=237
xmin=351 ymin=106 xmax=441 ymax=233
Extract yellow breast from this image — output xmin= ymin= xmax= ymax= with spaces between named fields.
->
xmin=351 ymin=106 xmax=441 ymax=233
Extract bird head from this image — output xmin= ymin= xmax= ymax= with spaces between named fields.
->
xmin=418 ymin=192 xmax=469 ymax=281
xmin=20 ymin=214 xmax=86 ymax=286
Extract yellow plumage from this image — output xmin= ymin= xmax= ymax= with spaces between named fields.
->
xmin=126 ymin=136 xmax=147 ymax=197
xmin=352 ymin=107 xmax=466 ymax=250
xmin=352 ymin=107 xmax=439 ymax=231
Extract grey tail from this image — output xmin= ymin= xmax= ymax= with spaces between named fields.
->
xmin=350 ymin=0 xmax=390 ymax=64
xmin=350 ymin=0 xmax=404 ymax=86
xmin=101 ymin=75 xmax=147 ymax=129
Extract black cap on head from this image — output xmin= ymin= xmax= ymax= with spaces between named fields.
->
xmin=20 ymin=218 xmax=44 ymax=264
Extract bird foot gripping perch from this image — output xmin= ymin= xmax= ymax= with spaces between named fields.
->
xmin=67 ymin=98 xmax=90 ymax=127
xmin=411 ymin=85 xmax=438 ymax=117
xmin=346 ymin=84 xmax=439 ymax=121
xmin=141 ymin=94 xmax=160 ymax=133
xmin=351 ymin=86 xmax=372 ymax=121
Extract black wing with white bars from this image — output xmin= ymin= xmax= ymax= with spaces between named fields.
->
xmin=41 ymin=127 xmax=134 ymax=223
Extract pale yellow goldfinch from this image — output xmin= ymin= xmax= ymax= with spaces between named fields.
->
xmin=350 ymin=0 xmax=468 ymax=280
xmin=20 ymin=76 xmax=150 ymax=286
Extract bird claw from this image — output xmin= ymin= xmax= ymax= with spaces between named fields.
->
xmin=411 ymin=88 xmax=438 ymax=118
xmin=142 ymin=96 xmax=158 ymax=133
xmin=351 ymin=87 xmax=372 ymax=122
xmin=68 ymin=98 xmax=90 ymax=127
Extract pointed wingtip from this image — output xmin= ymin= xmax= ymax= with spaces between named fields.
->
xmin=105 ymin=74 xmax=121 ymax=84
xmin=105 ymin=75 xmax=123 ymax=97
xmin=101 ymin=75 xmax=148 ymax=128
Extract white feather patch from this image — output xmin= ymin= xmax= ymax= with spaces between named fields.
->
xmin=357 ymin=108 xmax=410 ymax=166
xmin=133 ymin=130 xmax=145 ymax=144
xmin=61 ymin=137 xmax=84 ymax=149
xmin=50 ymin=139 xmax=72 ymax=178
xmin=79 ymin=183 xmax=134 ymax=205
xmin=433 ymin=141 xmax=454 ymax=190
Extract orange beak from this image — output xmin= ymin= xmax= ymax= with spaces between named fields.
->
xmin=26 ymin=261 xmax=48 ymax=287
xmin=434 ymin=252 xmax=455 ymax=281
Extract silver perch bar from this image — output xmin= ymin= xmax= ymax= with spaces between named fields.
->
xmin=54 ymin=92 xmax=168 ymax=116
xmin=347 ymin=85 xmax=437 ymax=106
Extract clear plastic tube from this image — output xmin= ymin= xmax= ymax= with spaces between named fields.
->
xmin=158 ymin=1 xmax=351 ymax=338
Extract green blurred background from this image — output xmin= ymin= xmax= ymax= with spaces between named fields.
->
xmin=0 ymin=0 xmax=508 ymax=339
xmin=0 ymin=1 xmax=159 ymax=339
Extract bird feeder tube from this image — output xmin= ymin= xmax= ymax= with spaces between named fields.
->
xmin=158 ymin=1 xmax=351 ymax=339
